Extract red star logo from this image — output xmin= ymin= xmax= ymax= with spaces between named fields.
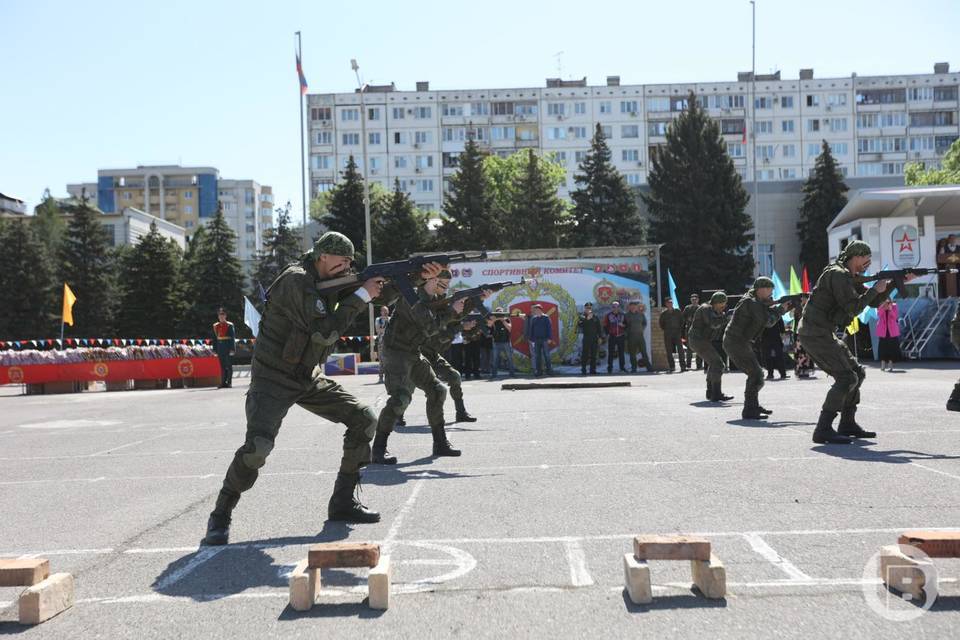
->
xmin=897 ymin=232 xmax=913 ymax=253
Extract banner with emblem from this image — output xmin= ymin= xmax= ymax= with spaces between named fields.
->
xmin=446 ymin=255 xmax=652 ymax=371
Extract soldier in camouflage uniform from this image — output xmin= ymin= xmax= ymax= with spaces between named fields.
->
xmin=798 ymin=240 xmax=912 ymax=444
xmin=687 ymin=291 xmax=732 ymax=403
xmin=682 ymin=294 xmax=703 ymax=370
xmin=372 ymin=271 xmax=467 ymax=465
xmin=201 ymin=232 xmax=444 ymax=545
xmin=722 ymin=277 xmax=793 ymax=420
xmin=948 ymin=306 xmax=960 ymax=411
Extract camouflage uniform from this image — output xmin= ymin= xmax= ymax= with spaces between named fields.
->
xmin=722 ymin=277 xmax=785 ymax=418
xmin=203 ymin=232 xmax=391 ymax=545
xmin=949 ymin=307 xmax=960 ymax=411
xmin=798 ymin=241 xmax=887 ymax=443
xmin=658 ymin=306 xmax=686 ymax=371
xmin=682 ymin=298 xmax=703 ymax=370
xmin=624 ymin=307 xmax=650 ymax=372
xmin=687 ymin=292 xmax=730 ymax=401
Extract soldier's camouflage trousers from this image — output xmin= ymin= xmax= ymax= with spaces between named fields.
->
xmin=426 ymin=354 xmax=463 ymax=403
xmin=688 ymin=337 xmax=724 ymax=384
xmin=376 ymin=348 xmax=447 ymax=436
xmin=723 ymin=337 xmax=764 ymax=411
xmin=798 ymin=332 xmax=865 ymax=413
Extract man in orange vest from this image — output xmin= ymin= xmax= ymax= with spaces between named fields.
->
xmin=213 ymin=307 xmax=236 ymax=388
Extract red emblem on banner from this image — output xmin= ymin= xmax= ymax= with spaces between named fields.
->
xmin=93 ymin=362 xmax=109 ymax=378
xmin=508 ymin=300 xmax=559 ymax=357
xmin=8 ymin=367 xmax=24 ymax=384
xmin=178 ymin=359 xmax=195 ymax=377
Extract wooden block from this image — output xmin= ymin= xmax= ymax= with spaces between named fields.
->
xmin=879 ymin=545 xmax=930 ymax=601
xmin=633 ymin=535 xmax=711 ymax=561
xmin=898 ymin=530 xmax=960 ymax=558
xmin=0 ymin=558 xmax=49 ymax=587
xmin=691 ymin=553 xmax=727 ymax=599
xmin=308 ymin=543 xmax=380 ymax=569
xmin=18 ymin=573 xmax=74 ymax=625
xmin=288 ymin=559 xmax=322 ymax=612
xmin=368 ymin=555 xmax=391 ymax=610
xmin=623 ymin=553 xmax=653 ymax=605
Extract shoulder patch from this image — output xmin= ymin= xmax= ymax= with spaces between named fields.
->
xmin=315 ymin=298 xmax=327 ymax=317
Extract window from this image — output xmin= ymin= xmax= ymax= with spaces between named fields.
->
xmin=394 ymin=156 xmax=408 ymax=169
xmin=470 ymin=102 xmax=489 ymax=116
xmin=910 ymin=136 xmax=935 ymax=151
xmin=369 ymin=157 xmax=381 ymax=170
xmin=414 ymin=106 xmax=431 ymax=119
xmin=311 ymin=107 xmax=332 ymax=121
xmin=807 ymin=143 xmax=820 ymax=157
xmin=625 ymin=173 xmax=642 ymax=186
xmin=443 ymin=127 xmax=466 ymax=142
xmin=575 ymin=151 xmax=587 ymax=163
xmin=367 ymin=107 xmax=380 ymax=121
xmin=621 ymin=125 xmax=639 ymax=138
xmin=758 ymin=244 xmax=775 ymax=276
xmin=554 ymin=151 xmax=567 ymax=163
xmin=316 ymin=131 xmax=332 ymax=145
xmin=492 ymin=101 xmax=514 ymax=115
xmin=418 ymin=179 xmax=434 ymax=192
xmin=414 ymin=131 xmax=431 ymax=144
xmin=442 ymin=152 xmax=460 ymax=168
xmin=646 ymin=97 xmax=670 ymax=112
xmin=392 ymin=107 xmax=405 ymax=120
xmin=491 ymin=126 xmax=515 ymax=140
xmin=601 ymin=125 xmax=612 ymax=139
xmin=782 ymin=119 xmax=795 ymax=133
xmin=782 ymin=144 xmax=797 ymax=158
xmin=758 ymin=144 xmax=775 ymax=159
xmin=547 ymin=103 xmax=565 ymax=116
xmin=934 ymin=86 xmax=958 ymax=101
xmin=829 ymin=118 xmax=848 ymax=132
xmin=341 ymin=108 xmax=359 ymax=121
xmin=781 ymin=168 xmax=798 ymax=179
xmin=571 ymin=127 xmax=588 ymax=139
xmin=342 ymin=132 xmax=360 ymax=145
xmin=547 ymin=127 xmax=566 ymax=140
xmin=648 ymin=121 xmax=670 ymax=136
xmin=620 ymin=100 xmax=638 ymax=114
xmin=515 ymin=102 xmax=538 ymax=116
xmin=936 ymin=135 xmax=959 ymax=153
xmin=754 ymin=96 xmax=772 ymax=109
xmin=517 ymin=127 xmax=537 ymax=141
xmin=879 ymin=112 xmax=907 ymax=127
xmin=910 ymin=111 xmax=955 ymax=127
xmin=184 ymin=190 xmax=193 ymax=199
xmin=599 ymin=101 xmax=612 ymax=114
xmin=831 ymin=142 xmax=848 ymax=155
xmin=806 ymin=94 xmax=820 ymax=107
xmin=857 ymin=113 xmax=877 ymax=129
xmin=311 ymin=154 xmax=332 ymax=170
xmin=721 ymin=118 xmax=745 ymax=135
xmin=807 ymin=119 xmax=820 ymax=132
xmin=727 ymin=142 xmax=744 ymax=157
xmin=415 ymin=155 xmax=433 ymax=169
xmin=245 ymin=224 xmax=256 ymax=233
xmin=827 ymin=93 xmax=847 ymax=106
xmin=184 ymin=205 xmax=193 ymax=214
xmin=622 ymin=149 xmax=640 ymax=162
xmin=671 ymin=97 xmax=688 ymax=111
xmin=368 ymin=132 xmax=381 ymax=145
xmin=857 ymin=137 xmax=906 ymax=153
xmin=442 ymin=103 xmax=464 ymax=116
xmin=185 ymin=220 xmax=195 ymax=228
xmin=757 ymin=120 xmax=773 ymax=134
xmin=756 ymin=169 xmax=776 ymax=181
xmin=909 ymin=87 xmax=934 ymax=101
xmin=393 ymin=131 xmax=409 ymax=145
xmin=780 ymin=96 xmax=794 ymax=108
xmin=856 ymin=88 xmax=905 ymax=104
xmin=574 ymin=102 xmax=587 ymax=115
xmin=470 ymin=127 xmax=487 ymax=141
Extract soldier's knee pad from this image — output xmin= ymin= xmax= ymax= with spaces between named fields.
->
xmin=429 ymin=382 xmax=447 ymax=404
xmin=241 ymin=435 xmax=274 ymax=470
xmin=352 ymin=405 xmax=378 ymax=440
xmin=389 ymin=389 xmax=413 ymax=413
xmin=836 ymin=370 xmax=859 ymax=394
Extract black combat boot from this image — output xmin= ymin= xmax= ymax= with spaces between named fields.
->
xmin=715 ymin=381 xmax=733 ymax=402
xmin=396 ymin=416 xmax=406 ymax=427
xmin=742 ymin=406 xmax=768 ymax=420
xmin=201 ymin=489 xmax=239 ymax=546
xmin=706 ymin=380 xmax=713 ymax=401
xmin=947 ymin=384 xmax=960 ymax=412
xmin=431 ymin=425 xmax=462 ymax=457
xmin=837 ymin=407 xmax=876 ymax=439
xmin=758 ymin=406 xmax=773 ymax=415
xmin=454 ymin=397 xmax=477 ymax=423
xmin=327 ymin=472 xmax=380 ymax=523
xmin=371 ymin=432 xmax=397 ymax=465
xmin=812 ymin=410 xmax=853 ymax=445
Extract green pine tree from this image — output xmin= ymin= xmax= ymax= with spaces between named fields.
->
xmin=435 ymin=137 xmax=500 ymax=250
xmin=373 ymin=179 xmax=431 ymax=261
xmin=179 ymin=203 xmax=246 ymax=338
xmin=253 ymin=202 xmax=303 ymax=299
xmin=116 ymin=223 xmax=185 ymax=338
xmin=33 ymin=189 xmax=66 ymax=258
xmin=569 ymin=124 xmax=644 ymax=247
xmin=0 ymin=219 xmax=57 ymax=339
xmin=507 ymin=149 xmax=570 ymax=249
xmin=58 ymin=192 xmax=118 ymax=336
xmin=798 ymin=140 xmax=849 ymax=277
xmin=322 ymin=156 xmax=370 ymax=260
xmin=644 ymin=92 xmax=753 ymax=295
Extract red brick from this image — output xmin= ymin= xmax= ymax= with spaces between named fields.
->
xmin=633 ymin=535 xmax=711 ymax=561
xmin=308 ymin=543 xmax=380 ymax=569
xmin=0 ymin=558 xmax=49 ymax=587
xmin=898 ymin=530 xmax=960 ymax=558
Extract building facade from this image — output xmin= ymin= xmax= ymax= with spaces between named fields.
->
xmin=306 ymin=63 xmax=958 ymax=276
xmin=0 ymin=192 xmax=27 ymax=218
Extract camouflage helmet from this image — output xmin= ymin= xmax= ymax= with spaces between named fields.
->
xmin=837 ymin=240 xmax=872 ymax=264
xmin=710 ymin=291 xmax=728 ymax=305
xmin=311 ymin=231 xmax=355 ymax=259
xmin=436 ymin=269 xmax=453 ymax=280
xmin=752 ymin=276 xmax=775 ymax=291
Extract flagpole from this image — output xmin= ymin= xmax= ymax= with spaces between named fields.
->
xmin=296 ymin=31 xmax=308 ymax=250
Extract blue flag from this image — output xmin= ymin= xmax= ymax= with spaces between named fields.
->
xmin=667 ymin=269 xmax=680 ymax=308
xmin=244 ymin=296 xmax=262 ymax=337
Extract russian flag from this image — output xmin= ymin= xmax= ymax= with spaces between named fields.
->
xmin=296 ymin=52 xmax=308 ymax=95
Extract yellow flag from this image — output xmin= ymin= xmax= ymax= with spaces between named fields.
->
xmin=845 ymin=316 xmax=859 ymax=335
xmin=62 ymin=283 xmax=77 ymax=326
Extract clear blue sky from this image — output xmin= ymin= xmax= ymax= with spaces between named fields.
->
xmin=2 ymin=0 xmax=957 ymax=219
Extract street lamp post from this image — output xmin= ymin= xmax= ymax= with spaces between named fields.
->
xmin=351 ymin=59 xmax=376 ymax=362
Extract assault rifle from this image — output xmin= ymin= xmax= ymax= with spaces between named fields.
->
xmin=428 ymin=278 xmax=525 ymax=313
xmin=772 ymin=293 xmax=806 ymax=308
xmin=853 ymin=267 xmax=959 ymax=295
xmin=315 ymin=251 xmax=487 ymax=305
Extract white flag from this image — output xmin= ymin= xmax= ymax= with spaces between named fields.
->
xmin=244 ymin=296 xmax=262 ymax=337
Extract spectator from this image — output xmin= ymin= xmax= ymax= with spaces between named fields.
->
xmin=794 ymin=295 xmax=815 ymax=379
xmin=761 ymin=315 xmax=789 ymax=380
xmin=488 ymin=307 xmax=516 ymax=378
xmin=448 ymin=330 xmax=465 ymax=374
xmin=461 ymin=314 xmax=484 ymax=379
xmin=374 ymin=306 xmax=390 ymax=383
xmin=682 ymin=294 xmax=702 ymax=370
xmin=525 ymin=303 xmax=553 ymax=376
xmin=603 ymin=301 xmax=627 ymax=374
xmin=213 ymin=307 xmax=235 ymax=389
xmin=877 ymin=299 xmax=902 ymax=372
xmin=578 ymin=302 xmax=602 ymax=375
xmin=624 ymin=300 xmax=651 ymax=372
xmin=659 ymin=298 xmax=686 ymax=372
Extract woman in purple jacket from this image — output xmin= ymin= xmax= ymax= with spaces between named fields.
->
xmin=876 ymin=299 xmax=901 ymax=371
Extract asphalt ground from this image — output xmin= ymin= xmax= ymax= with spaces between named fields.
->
xmin=1 ymin=361 xmax=960 ymax=638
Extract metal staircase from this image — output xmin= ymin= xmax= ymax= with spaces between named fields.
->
xmin=900 ymin=297 xmax=957 ymax=359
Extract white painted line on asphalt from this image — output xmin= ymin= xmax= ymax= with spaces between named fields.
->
xmin=382 ymin=479 xmax=425 ymax=554
xmin=911 ymin=461 xmax=960 ymax=482
xmin=742 ymin=533 xmax=812 ymax=581
xmin=0 ymin=548 xmax=114 ymax=558
xmin=563 ymin=540 xmax=594 ymax=587
xmin=154 ymin=547 xmax=226 ymax=590
xmin=87 ymin=433 xmax=168 ymax=457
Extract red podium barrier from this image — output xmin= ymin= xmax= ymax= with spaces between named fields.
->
xmin=0 ymin=357 xmax=221 ymax=386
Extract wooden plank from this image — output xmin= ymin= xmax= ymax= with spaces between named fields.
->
xmin=633 ymin=535 xmax=711 ymax=561
xmin=898 ymin=530 xmax=960 ymax=558
xmin=0 ymin=558 xmax=49 ymax=587
xmin=308 ymin=543 xmax=380 ymax=569
xmin=18 ymin=573 xmax=74 ymax=624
